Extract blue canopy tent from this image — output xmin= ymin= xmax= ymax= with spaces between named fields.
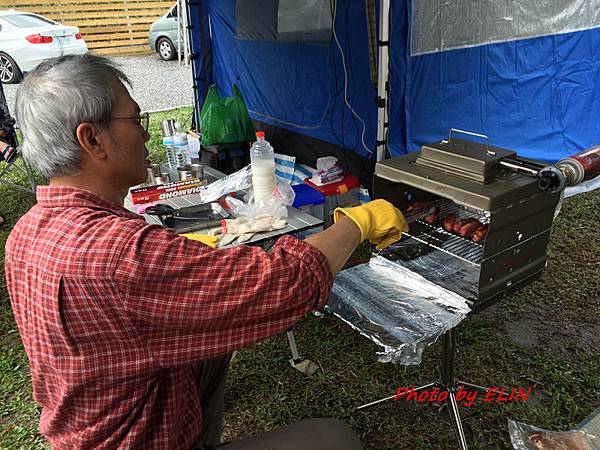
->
xmin=184 ymin=0 xmax=600 ymax=183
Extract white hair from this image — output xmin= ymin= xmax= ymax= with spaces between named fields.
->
xmin=15 ymin=54 xmax=130 ymax=179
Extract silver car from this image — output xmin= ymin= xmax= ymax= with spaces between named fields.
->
xmin=148 ymin=5 xmax=182 ymax=61
xmin=0 ymin=10 xmax=87 ymax=84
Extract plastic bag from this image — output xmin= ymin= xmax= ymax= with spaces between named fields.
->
xmin=226 ymin=182 xmax=295 ymax=218
xmin=508 ymin=419 xmax=600 ymax=450
xmin=198 ymin=165 xmax=252 ymax=204
xmin=200 ymin=84 xmax=255 ymax=146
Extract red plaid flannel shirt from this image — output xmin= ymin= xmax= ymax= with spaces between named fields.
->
xmin=5 ymin=186 xmax=333 ymax=449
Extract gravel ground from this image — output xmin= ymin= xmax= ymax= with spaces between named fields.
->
xmin=3 ymin=53 xmax=194 ymax=116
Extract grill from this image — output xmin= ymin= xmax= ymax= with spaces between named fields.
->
xmin=402 ymin=199 xmax=488 ymax=265
xmin=374 ymin=136 xmax=564 ymax=311
xmin=354 ymin=134 xmax=567 ymax=450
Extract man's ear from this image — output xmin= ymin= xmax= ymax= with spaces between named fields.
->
xmin=76 ymin=122 xmax=108 ymax=161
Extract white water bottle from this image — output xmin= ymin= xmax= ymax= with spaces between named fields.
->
xmin=173 ymin=122 xmax=192 ymax=166
xmin=250 ymin=131 xmax=276 ymax=204
xmin=161 ymin=119 xmax=177 ymax=168
xmin=163 ymin=135 xmax=177 ymax=169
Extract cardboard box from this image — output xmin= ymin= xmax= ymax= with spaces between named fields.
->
xmin=130 ymin=178 xmax=207 ymax=205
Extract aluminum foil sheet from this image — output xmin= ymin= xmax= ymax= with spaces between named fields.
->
xmin=327 ymin=255 xmax=471 ymax=365
xmin=411 ymin=0 xmax=600 ymax=55
xmin=565 ymin=175 xmax=600 ymax=199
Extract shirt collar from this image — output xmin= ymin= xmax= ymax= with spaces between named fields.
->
xmin=36 ymin=186 xmax=141 ymax=220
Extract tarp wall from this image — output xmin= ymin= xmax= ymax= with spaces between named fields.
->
xmin=394 ymin=0 xmax=600 ymax=163
xmin=189 ymin=0 xmax=600 ymax=164
xmin=193 ymin=0 xmax=377 ymax=161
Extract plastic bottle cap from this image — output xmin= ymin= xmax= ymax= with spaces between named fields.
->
xmin=256 ymin=131 xmax=265 ymax=138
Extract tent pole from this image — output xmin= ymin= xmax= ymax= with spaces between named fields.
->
xmin=183 ymin=0 xmax=190 ymax=65
xmin=177 ymin=0 xmax=182 ymax=65
xmin=376 ymin=0 xmax=391 ymax=162
xmin=186 ymin=0 xmax=211 ymax=132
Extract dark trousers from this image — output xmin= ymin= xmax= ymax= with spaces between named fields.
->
xmin=192 ymin=354 xmax=232 ymax=447
xmin=192 ymin=355 xmax=362 ymax=450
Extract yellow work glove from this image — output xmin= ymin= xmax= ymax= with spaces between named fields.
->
xmin=334 ymin=199 xmax=408 ymax=250
xmin=181 ymin=233 xmax=219 ymax=248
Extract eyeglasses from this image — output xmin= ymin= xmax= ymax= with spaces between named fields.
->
xmin=108 ymin=112 xmax=149 ymax=133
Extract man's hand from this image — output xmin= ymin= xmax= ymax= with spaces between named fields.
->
xmin=334 ymin=199 xmax=408 ymax=250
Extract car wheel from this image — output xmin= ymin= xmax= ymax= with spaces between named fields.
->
xmin=0 ymin=52 xmax=22 ymax=84
xmin=157 ymin=37 xmax=176 ymax=61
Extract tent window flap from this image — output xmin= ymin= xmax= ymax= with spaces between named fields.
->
xmin=411 ymin=0 xmax=600 ymax=55
xmin=235 ymin=0 xmax=332 ymax=45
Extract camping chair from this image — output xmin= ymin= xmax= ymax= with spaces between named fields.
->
xmin=0 ymin=128 xmax=37 ymax=196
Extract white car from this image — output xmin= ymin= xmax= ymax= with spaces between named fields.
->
xmin=0 ymin=10 xmax=88 ymax=84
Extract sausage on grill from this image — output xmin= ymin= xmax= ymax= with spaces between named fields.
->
xmin=424 ymin=207 xmax=440 ymax=224
xmin=443 ymin=213 xmax=458 ymax=232
xmin=458 ymin=219 xmax=482 ymax=237
xmin=407 ymin=201 xmax=427 ymax=213
xmin=472 ymin=224 xmax=489 ymax=243
xmin=453 ymin=218 xmax=469 ymax=233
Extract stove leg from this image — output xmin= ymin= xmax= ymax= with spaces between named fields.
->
xmin=447 ymin=390 xmax=469 ymax=450
xmin=441 ymin=329 xmax=456 ymax=385
xmin=355 ymin=382 xmax=437 ymax=410
xmin=354 ymin=329 xmax=476 ymax=449
xmin=286 ymin=330 xmax=319 ymax=376
xmin=456 ymin=380 xmax=490 ymax=394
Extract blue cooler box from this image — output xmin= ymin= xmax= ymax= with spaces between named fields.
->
xmin=292 ymin=184 xmax=325 ymax=224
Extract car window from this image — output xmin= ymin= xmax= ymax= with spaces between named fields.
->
xmin=168 ymin=5 xmax=178 ymax=18
xmin=1 ymin=14 xmax=56 ymax=28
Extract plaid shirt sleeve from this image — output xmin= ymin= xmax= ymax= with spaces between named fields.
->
xmin=113 ymin=224 xmax=333 ymax=366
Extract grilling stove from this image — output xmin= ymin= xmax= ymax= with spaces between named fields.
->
xmin=360 ymin=135 xmax=565 ymax=449
xmin=374 ymin=135 xmax=564 ymax=311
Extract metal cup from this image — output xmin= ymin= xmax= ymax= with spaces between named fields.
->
xmin=154 ymin=173 xmax=171 ymax=184
xmin=147 ymin=164 xmax=161 ymax=184
xmin=177 ymin=163 xmax=204 ymax=181
xmin=161 ymin=119 xmax=176 ymax=138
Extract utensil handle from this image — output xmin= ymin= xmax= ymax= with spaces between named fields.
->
xmin=404 ymin=206 xmax=436 ymax=224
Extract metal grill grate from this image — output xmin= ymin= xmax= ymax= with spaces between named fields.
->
xmin=402 ymin=200 xmax=490 ymax=266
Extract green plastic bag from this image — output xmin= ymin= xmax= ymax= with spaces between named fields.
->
xmin=200 ymin=84 xmax=256 ymax=146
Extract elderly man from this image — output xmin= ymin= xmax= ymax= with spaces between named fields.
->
xmin=6 ymin=54 xmax=407 ymax=449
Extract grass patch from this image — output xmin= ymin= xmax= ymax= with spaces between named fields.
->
xmin=1 ymin=106 xmax=599 ymax=448
xmin=223 ymin=314 xmax=600 ymax=449
xmin=146 ymin=106 xmax=194 ymax=163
